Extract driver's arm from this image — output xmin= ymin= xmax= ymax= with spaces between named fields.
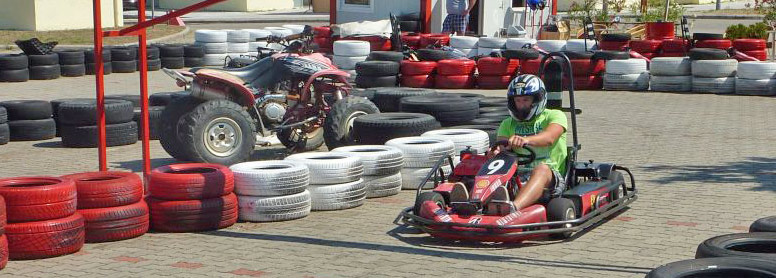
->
xmin=522 ymin=123 xmax=565 ymax=147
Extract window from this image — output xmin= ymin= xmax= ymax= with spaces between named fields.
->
xmin=340 ymin=0 xmax=373 ymax=12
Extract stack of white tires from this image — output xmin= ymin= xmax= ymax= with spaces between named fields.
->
xmin=331 ymin=146 xmax=404 ymax=198
xmin=264 ymin=27 xmax=293 ymax=38
xmin=225 ymin=30 xmax=250 ymax=58
xmin=450 ymin=36 xmax=479 ymax=58
xmin=231 ymin=161 xmax=312 ymax=222
xmin=282 ymin=24 xmax=306 ymax=34
xmin=536 ymin=40 xmax=567 ymax=53
xmin=333 ymin=41 xmax=371 ymax=80
xmin=285 ymin=152 xmax=367 ymax=211
xmin=194 ymin=30 xmax=229 ymax=66
xmin=506 ymin=38 xmax=537 ymax=50
xmin=386 ymin=137 xmax=455 ymax=190
xmin=565 ymin=39 xmax=597 ymax=52
xmin=478 ymin=37 xmax=507 ymax=56
xmin=691 ymin=59 xmax=738 ymax=94
xmin=245 ymin=29 xmax=273 ymax=56
xmin=735 ymin=62 xmax=776 ymax=96
xmin=603 ymin=59 xmax=649 ymax=91
xmin=421 ymin=129 xmax=490 ymax=157
xmin=649 ymin=57 xmax=692 ymax=92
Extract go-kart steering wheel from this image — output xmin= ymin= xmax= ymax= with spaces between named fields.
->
xmin=491 ymin=140 xmax=536 ymax=165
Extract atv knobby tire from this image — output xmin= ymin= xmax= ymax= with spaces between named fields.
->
xmin=323 ymin=96 xmax=380 ymax=149
xmin=178 ymin=100 xmax=257 ymax=165
xmin=159 ymin=96 xmax=205 ymax=161
xmin=547 ymin=197 xmax=577 ymax=239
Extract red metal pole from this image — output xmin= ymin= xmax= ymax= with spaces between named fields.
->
xmin=137 ymin=0 xmax=152 ymax=189
xmin=329 ymin=0 xmax=336 ymax=25
xmin=421 ymin=0 xmax=432 ymax=33
xmin=552 ymin=0 xmax=557 ymax=15
xmin=93 ymin=0 xmax=107 ymax=171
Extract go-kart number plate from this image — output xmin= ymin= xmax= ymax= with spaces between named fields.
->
xmin=477 ymin=153 xmax=516 ymax=176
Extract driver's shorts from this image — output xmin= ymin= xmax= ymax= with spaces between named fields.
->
xmin=518 ymin=168 xmax=567 ymax=203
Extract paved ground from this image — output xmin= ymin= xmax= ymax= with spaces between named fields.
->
xmin=0 ymin=70 xmax=775 ymax=277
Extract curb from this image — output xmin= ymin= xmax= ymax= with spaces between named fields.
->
xmin=0 ymin=26 xmax=191 ymax=52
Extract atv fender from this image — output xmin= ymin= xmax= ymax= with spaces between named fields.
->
xmin=192 ymin=70 xmax=256 ymax=107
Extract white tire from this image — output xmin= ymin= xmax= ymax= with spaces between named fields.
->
xmin=737 ymin=61 xmax=776 ymax=79
xmin=333 ymin=55 xmax=367 ymax=70
xmin=285 ymin=152 xmax=364 ymax=185
xmin=308 ymin=179 xmax=367 ymax=211
xmin=735 ymin=78 xmax=776 ymax=96
xmin=455 ymin=48 xmax=478 ymax=58
xmin=565 ymin=39 xmax=597 ymax=52
xmin=401 ymin=165 xmax=453 ymax=189
xmin=650 ymin=57 xmax=691 ymax=76
xmin=478 ymin=37 xmax=507 ymax=48
xmin=450 ymin=36 xmax=479 ymax=49
xmin=386 ymin=137 xmax=455 ymax=168
xmin=650 ymin=75 xmax=692 ymax=92
xmin=692 ymin=77 xmax=736 ymax=94
xmin=230 ymin=160 xmax=309 ymax=197
xmin=227 ymin=42 xmax=250 ymax=53
xmin=478 ymin=47 xmax=503 ymax=56
xmin=421 ymin=129 xmax=490 ymax=155
xmin=203 ymin=54 xmax=228 ymax=66
xmin=333 ymin=40 xmax=371 ymax=56
xmin=194 ymin=42 xmax=228 ymax=54
xmin=194 ymin=29 xmax=227 ymax=43
xmin=691 ymin=59 xmax=738 ymax=78
xmin=603 ymin=73 xmax=650 ymax=91
xmin=238 ymin=190 xmax=311 ymax=222
xmin=506 ymin=38 xmax=537 ymax=50
xmin=265 ymin=27 xmax=293 ymax=38
xmin=605 ymin=59 xmax=648 ymax=75
xmin=282 ymin=24 xmax=306 ymax=34
xmin=331 ymin=145 xmax=403 ymax=176
xmin=225 ymin=29 xmax=249 ymax=43
xmin=363 ymin=173 xmax=402 ymax=198
xmin=537 ymin=40 xmax=567 ymax=52
xmin=249 ymin=41 xmax=269 ymax=51
xmin=245 ymin=29 xmax=272 ymax=40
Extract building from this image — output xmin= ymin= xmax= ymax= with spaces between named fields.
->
xmin=0 ymin=0 xmax=123 ymax=31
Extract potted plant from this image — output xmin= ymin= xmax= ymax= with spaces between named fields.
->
xmin=629 ymin=0 xmax=686 ymax=39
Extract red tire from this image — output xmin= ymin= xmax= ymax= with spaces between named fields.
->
xmin=519 ymin=59 xmax=544 ymax=75
xmin=599 ymin=40 xmax=629 ymax=51
xmin=477 ymin=57 xmax=519 ymax=76
xmin=569 ymin=59 xmax=605 ymax=77
xmin=148 ymin=193 xmax=238 ymax=232
xmin=661 ymin=39 xmax=689 ymax=52
xmin=0 ymin=235 xmax=7 ymax=270
xmin=402 ymin=35 xmax=421 ymax=49
xmin=6 ymin=213 xmax=85 ymax=260
xmin=0 ymin=177 xmax=77 ymax=222
xmin=435 ymin=75 xmax=475 ymax=89
xmin=419 ymin=33 xmax=450 ymax=48
xmin=400 ymin=60 xmax=437 ymax=75
xmin=349 ymin=36 xmax=391 ymax=51
xmin=695 ymin=39 xmax=732 ymax=49
xmin=79 ymin=201 xmax=149 ymax=243
xmin=62 ymin=171 xmax=143 ymax=209
xmin=630 ymin=40 xmax=663 ymax=53
xmin=733 ymin=39 xmax=766 ymax=51
xmin=0 ymin=196 xmax=5 ymax=235
xmin=313 ymin=37 xmax=333 ymax=49
xmin=565 ymin=75 xmax=603 ymax=90
xmin=437 ymin=59 xmax=476 ymax=76
xmin=659 ymin=52 xmax=688 ymax=57
xmin=477 ymin=75 xmax=512 ymax=89
xmin=401 ymin=75 xmax=435 ymax=88
xmin=149 ymin=163 xmax=234 ymax=201
xmin=313 ymin=26 xmax=332 ymax=37
xmin=743 ymin=50 xmax=768 ymax=61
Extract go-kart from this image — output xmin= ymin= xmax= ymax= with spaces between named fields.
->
xmin=395 ymin=52 xmax=638 ymax=242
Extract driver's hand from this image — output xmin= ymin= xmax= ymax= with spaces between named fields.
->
xmin=488 ymin=145 xmax=504 ymax=157
xmin=508 ymin=135 xmax=531 ymax=149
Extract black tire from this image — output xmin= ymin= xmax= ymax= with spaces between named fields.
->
xmin=693 ymin=33 xmax=725 ymax=41
xmin=133 ymin=106 xmax=164 ymax=140
xmin=547 ymin=197 xmax=577 ymax=239
xmin=399 ymin=95 xmax=479 ymax=125
xmin=751 ymin=216 xmax=776 ymax=233
xmin=146 ymin=59 xmax=162 ymax=71
xmin=159 ymin=96 xmax=205 ymax=161
xmin=0 ymin=54 xmax=28 ymax=70
xmin=367 ymin=51 xmax=405 ymax=63
xmin=695 ymin=233 xmax=776 ymax=260
xmin=398 ymin=13 xmax=420 ymax=21
xmin=502 ymin=49 xmax=542 ymax=60
xmin=479 ymin=111 xmax=511 ymax=118
xmin=400 ymin=20 xmax=420 ymax=33
xmin=323 ymin=96 xmax=380 ymax=149
xmin=142 ymin=46 xmax=161 ymax=60
xmin=0 ymin=69 xmax=29 ymax=82
xmin=0 ymin=100 xmax=52 ymax=120
xmin=416 ymin=49 xmax=451 ymax=61
xmin=562 ymin=51 xmax=594 ymax=59
xmin=466 ymin=117 xmax=504 ymax=126
xmin=57 ymin=99 xmax=135 ymax=125
xmin=689 ymin=48 xmax=729 ymax=60
xmin=353 ymin=112 xmax=441 ymax=145
xmin=607 ymin=171 xmax=625 ymax=202
xmin=479 ymin=97 xmax=507 ymax=108
xmin=157 ymin=44 xmax=185 ymax=57
xmin=184 ymin=57 xmax=205 ymax=67
xmin=592 ymin=50 xmax=630 ymax=60
xmin=479 ymin=106 xmax=506 ymax=114
xmin=0 ymin=106 xmax=6 ymax=124
xmin=646 ymin=257 xmax=776 ymax=278
xmin=149 ymin=92 xmax=188 ymax=106
xmin=56 ymin=51 xmax=85 ymax=65
xmin=29 ymin=65 xmax=61 ymax=80
xmin=60 ymin=121 xmax=138 ymax=148
xmin=60 ymin=64 xmax=86 ymax=77
xmin=84 ymin=49 xmax=112 ymax=63
xmin=372 ymin=87 xmax=438 ymax=112
xmin=184 ymin=45 xmax=206 ymax=58
xmin=111 ymin=47 xmax=137 ymax=61
xmin=356 ymin=75 xmax=398 ymax=88
xmin=161 ymin=57 xmax=185 ymax=69
xmin=0 ymin=123 xmax=8 ymax=145
xmin=8 ymin=119 xmax=56 ymax=141
xmin=112 ymin=60 xmax=137 ymax=73
xmin=28 ymin=53 xmax=59 ymax=66
xmin=413 ymin=191 xmax=445 ymax=217
xmin=86 ymin=62 xmax=113 ymax=75
xmin=442 ymin=124 xmax=498 ymax=145
xmin=178 ymin=100 xmax=257 ymax=165
xmin=105 ymin=94 xmax=141 ymax=107
xmin=356 ymin=61 xmax=400 ymax=76
xmin=51 ymin=98 xmax=92 ymax=137
xmin=448 ymin=92 xmax=484 ymax=103
xmin=601 ymin=33 xmax=631 ymax=42
xmin=350 ymin=89 xmax=375 ymax=100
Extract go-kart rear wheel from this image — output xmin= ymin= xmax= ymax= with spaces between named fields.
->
xmin=413 ymin=192 xmax=446 ymax=217
xmin=547 ymin=198 xmax=577 ymax=240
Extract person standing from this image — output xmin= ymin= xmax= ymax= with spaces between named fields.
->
xmin=443 ymin=0 xmax=477 ymax=35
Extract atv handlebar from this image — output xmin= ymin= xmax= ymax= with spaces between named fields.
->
xmin=492 ymin=140 xmax=536 ymax=165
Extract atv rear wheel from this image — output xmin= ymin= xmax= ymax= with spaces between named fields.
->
xmin=413 ymin=191 xmax=446 ymax=217
xmin=159 ymin=95 xmax=203 ymax=161
xmin=547 ymin=197 xmax=577 ymax=239
xmin=323 ymin=96 xmax=380 ymax=149
xmin=178 ymin=100 xmax=257 ymax=165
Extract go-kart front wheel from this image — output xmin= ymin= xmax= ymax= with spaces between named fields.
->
xmin=547 ymin=197 xmax=577 ymax=239
xmin=413 ymin=191 xmax=446 ymax=217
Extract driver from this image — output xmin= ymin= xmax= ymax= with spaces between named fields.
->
xmin=450 ymin=74 xmax=568 ymax=212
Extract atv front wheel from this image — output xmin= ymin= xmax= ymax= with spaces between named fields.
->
xmin=413 ymin=191 xmax=446 ymax=217
xmin=178 ymin=100 xmax=256 ymax=165
xmin=547 ymin=197 xmax=577 ymax=239
xmin=323 ymin=96 xmax=380 ymax=149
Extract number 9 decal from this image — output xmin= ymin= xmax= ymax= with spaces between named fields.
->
xmin=487 ymin=160 xmax=505 ymax=174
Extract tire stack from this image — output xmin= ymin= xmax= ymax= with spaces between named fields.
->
xmin=419 ymin=33 xmax=450 ymax=48
xmin=734 ymin=39 xmax=767 ymax=61
xmin=599 ymin=33 xmax=631 ymax=51
xmin=226 ymin=30 xmax=250 ymax=58
xmin=333 ymin=40 xmax=371 ymax=80
xmin=158 ymin=44 xmax=184 ymax=69
xmin=401 ymin=32 xmax=421 ymax=50
xmin=285 ymin=153 xmax=366 ymax=211
xmin=111 ymin=47 xmax=137 ymax=73
xmin=245 ymin=29 xmax=272 ymax=56
xmin=195 ymin=30 xmax=229 ymax=66
xmin=0 ymin=107 xmax=7 ymax=145
xmin=355 ymin=52 xmax=401 ymax=88
xmin=693 ymin=33 xmax=731 ymax=50
xmin=398 ymin=13 xmax=421 ymax=33
xmin=735 ymin=61 xmax=776 ymax=96
xmin=0 ymin=100 xmax=56 ymax=141
xmin=353 ymin=113 xmax=441 ymax=145
xmin=435 ymin=59 xmax=476 ymax=89
xmin=476 ymin=57 xmax=518 ymax=89
xmin=503 ymin=48 xmax=543 ymax=75
xmin=281 ymin=24 xmax=306 ymax=35
xmin=536 ymin=40 xmax=567 ymax=53
xmin=142 ymin=92 xmax=187 ymax=140
xmin=85 ymin=48 xmax=112 ymax=75
xmin=230 ymin=161 xmax=312 ymax=222
xmin=386 ymin=137 xmax=455 ymax=189
xmin=660 ymin=39 xmax=690 ymax=57
xmin=450 ymin=36 xmax=478 ymax=58
xmin=0 ymin=177 xmax=84 ymax=260
xmin=265 ymin=27 xmax=293 ymax=38
xmin=603 ymin=59 xmax=649 ymax=91
xmin=690 ymin=48 xmax=737 ymax=94
xmin=62 ymin=172 xmax=148 ymax=243
xmin=313 ymin=26 xmax=334 ymax=53
xmin=565 ymin=54 xmax=604 ymax=90
xmin=422 ymin=129 xmax=490 ymax=157
xmin=57 ymin=50 xmax=86 ymax=77
xmin=400 ymin=95 xmax=479 ymax=126
xmin=148 ymin=163 xmax=238 ymax=232
xmin=28 ymin=53 xmax=61 ymax=80
xmin=478 ymin=37 xmax=507 ymax=56
xmin=565 ymin=39 xmax=597 ymax=53
xmin=57 ymin=99 xmax=138 ymax=147
xmin=629 ymin=39 xmax=662 ymax=60
xmin=184 ymin=44 xmax=206 ymax=67
xmin=0 ymin=54 xmax=29 ymax=82
xmin=506 ymin=38 xmax=537 ymax=51
xmin=649 ymin=57 xmax=692 ymax=92
xmin=332 ymin=146 xmax=404 ymax=198
xmin=400 ymin=60 xmax=437 ymax=88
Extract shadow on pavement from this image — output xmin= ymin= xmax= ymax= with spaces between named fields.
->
xmin=643 ymin=157 xmax=776 ymax=192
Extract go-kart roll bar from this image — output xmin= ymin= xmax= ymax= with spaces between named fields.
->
xmin=413 ymin=155 xmax=457 ymax=197
xmin=537 ymin=52 xmax=579 ymax=151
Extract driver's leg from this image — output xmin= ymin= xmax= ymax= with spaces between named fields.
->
xmin=513 ymin=164 xmax=553 ymax=211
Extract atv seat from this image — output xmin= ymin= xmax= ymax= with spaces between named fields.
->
xmin=191 ymin=57 xmax=273 ymax=85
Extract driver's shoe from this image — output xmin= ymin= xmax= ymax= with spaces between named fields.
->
xmin=449 ymin=182 xmax=469 ymax=203
xmin=486 ymin=186 xmax=516 ymax=216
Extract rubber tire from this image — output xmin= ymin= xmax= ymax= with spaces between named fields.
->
xmin=650 ymin=57 xmax=692 ymax=76
xmin=733 ymin=39 xmax=767 ymax=51
xmin=331 ymin=145 xmax=404 ymax=176
xmin=399 ymin=95 xmax=479 ymax=125
xmin=332 ymin=55 xmax=367 ymax=70
xmin=605 ymin=59 xmax=648 ymax=75
xmin=238 ymin=190 xmax=312 ymax=222
xmin=323 ymin=96 xmax=380 ymax=149
xmin=85 ymin=62 xmax=113 ymax=75
xmin=466 ymin=117 xmax=504 ymax=126
xmin=111 ymin=60 xmax=137 ymax=73
xmin=28 ymin=65 xmax=61 ymax=80
xmin=149 ymin=163 xmax=234 ymax=200
xmin=435 ymin=75 xmax=475 ymax=89
xmin=149 ymin=92 xmax=188 ymax=106
xmin=695 ymin=39 xmax=733 ymax=49
xmin=160 ymin=57 xmax=185 ymax=69
xmin=442 ymin=124 xmax=498 ymax=145
xmin=56 ymin=51 xmax=85 ymax=65
xmin=148 ymin=193 xmax=238 ymax=232
xmin=0 ymin=176 xmax=77 ymax=223
xmin=184 ymin=44 xmax=206 ymax=57
xmin=0 ymin=100 xmax=52 ymax=121
xmin=78 ymin=200 xmax=149 ymax=243
xmin=57 ymin=99 xmax=134 ymax=125
xmin=629 ymin=39 xmax=663 ymax=53
xmin=689 ymin=48 xmax=729 ymax=60
xmin=84 ymin=48 xmax=112 ymax=63
xmin=437 ymin=59 xmax=476 ymax=76
xmin=0 ymin=54 xmax=28 ymax=70
xmin=194 ymin=30 xmax=228 ymax=43
xmin=184 ymin=57 xmax=205 ymax=67
xmin=650 ymin=75 xmax=692 ymax=92
xmin=5 ymin=213 xmax=85 ymax=260
xmin=750 ymin=216 xmax=776 ymax=232
xmin=230 ymin=161 xmax=309 ymax=197
xmin=450 ymin=36 xmax=479 ymax=49
xmin=285 ymin=153 xmax=364 ymax=185
xmin=416 ymin=49 xmax=451 ymax=61
xmin=401 ymin=74 xmax=435 ymax=88
xmin=363 ymin=173 xmax=403 ymax=198
xmin=421 ymin=128 xmax=490 ymax=154
xmin=691 ymin=59 xmax=738 ymax=77
xmin=735 ymin=78 xmax=776 ymax=96
xmin=158 ymin=44 xmax=185 ymax=57
xmin=178 ymin=100 xmax=256 ymax=165
xmin=743 ymin=50 xmax=768 ymax=61
xmin=60 ymin=121 xmax=137 ymax=148
xmin=367 ymin=51 xmax=404 ymax=63
xmin=110 ymin=47 xmax=137 ymax=61
xmin=308 ymin=179 xmax=367 ymax=211
xmin=599 ymin=40 xmax=629 ymax=51
xmin=372 ymin=88 xmax=438 ymax=112
xmin=692 ymin=77 xmax=736 ymax=94
xmin=505 ymin=38 xmax=537 ymax=49
xmin=601 ymin=33 xmax=631 ymax=42
xmin=592 ymin=50 xmax=630 ymax=60
xmin=353 ymin=112 xmax=441 ymax=145
xmin=27 ymin=53 xmax=59 ymax=66
xmin=737 ymin=61 xmax=776 ymax=79
xmin=399 ymin=21 xmax=420 ymax=32
xmin=603 ymin=73 xmax=650 ymax=91
xmin=60 ymin=64 xmax=86 ymax=77
xmin=0 ymin=124 xmax=7 ymax=145
xmin=196 ymin=42 xmax=229 ymax=55
xmin=0 ymin=69 xmax=29 ymax=82
xmin=386 ymin=137 xmax=455 ymax=168
xmin=477 ymin=75 xmax=512 ymax=89
xmin=569 ymin=58 xmax=605 ymax=76
xmin=355 ymin=61 xmax=400 ymax=76
xmin=646 ymin=257 xmax=776 ymax=278
xmin=695 ymin=232 xmax=776 ymax=261
xmin=547 ymin=198 xmax=577 ymax=239
xmin=333 ymin=40 xmax=371 ymax=56
xmin=61 ymin=171 xmax=143 ymax=209
xmin=7 ymin=119 xmax=56 ymax=141
xmin=400 ymin=60 xmax=437 ymax=75
xmin=693 ymin=33 xmax=725 ymax=40
xmin=413 ymin=191 xmax=445 ymax=216
xmin=661 ymin=39 xmax=689 ymax=53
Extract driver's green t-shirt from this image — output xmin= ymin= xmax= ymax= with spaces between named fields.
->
xmin=497 ymin=109 xmax=568 ymax=174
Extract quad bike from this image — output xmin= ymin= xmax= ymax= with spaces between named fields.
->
xmin=395 ymin=52 xmax=638 ymax=242
xmin=161 ymin=26 xmax=379 ymax=165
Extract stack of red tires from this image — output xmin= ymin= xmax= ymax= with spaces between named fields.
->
xmin=733 ymin=39 xmax=767 ymax=61
xmin=567 ymin=56 xmax=605 ymax=90
xmin=630 ymin=39 xmax=662 ymax=59
xmin=660 ymin=39 xmax=690 ymax=57
xmin=400 ymin=60 xmax=437 ymax=88
xmin=435 ymin=59 xmax=475 ymax=89
xmin=0 ymin=177 xmax=84 ymax=260
xmin=401 ymin=32 xmax=421 ymax=49
xmin=476 ymin=57 xmax=518 ymax=89
xmin=63 ymin=171 xmax=148 ymax=243
xmin=313 ymin=26 xmax=333 ymax=54
xmin=147 ymin=163 xmax=238 ymax=232
xmin=693 ymin=33 xmax=731 ymax=50
xmin=419 ymin=33 xmax=450 ymax=48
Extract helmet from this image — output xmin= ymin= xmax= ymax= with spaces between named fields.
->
xmin=507 ymin=74 xmax=547 ymax=121
xmin=527 ymin=0 xmax=546 ymax=10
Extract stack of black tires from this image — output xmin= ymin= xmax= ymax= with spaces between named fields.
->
xmin=28 ymin=53 xmax=61 ymax=80
xmin=57 ymin=99 xmax=138 ymax=148
xmin=158 ymin=44 xmax=185 ymax=69
xmin=111 ymin=47 xmax=137 ymax=73
xmin=85 ymin=48 xmax=112 ymax=75
xmin=0 ymin=106 xmax=8 ymax=145
xmin=0 ymin=100 xmax=56 ymax=141
xmin=134 ymin=45 xmax=161 ymax=71
xmin=184 ymin=45 xmax=206 ymax=67
xmin=0 ymin=54 xmax=29 ymax=82
xmin=354 ymin=51 xmax=404 ymax=88
xmin=57 ymin=50 xmax=86 ymax=77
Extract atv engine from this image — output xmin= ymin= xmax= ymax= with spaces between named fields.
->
xmin=260 ymin=99 xmax=287 ymax=124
